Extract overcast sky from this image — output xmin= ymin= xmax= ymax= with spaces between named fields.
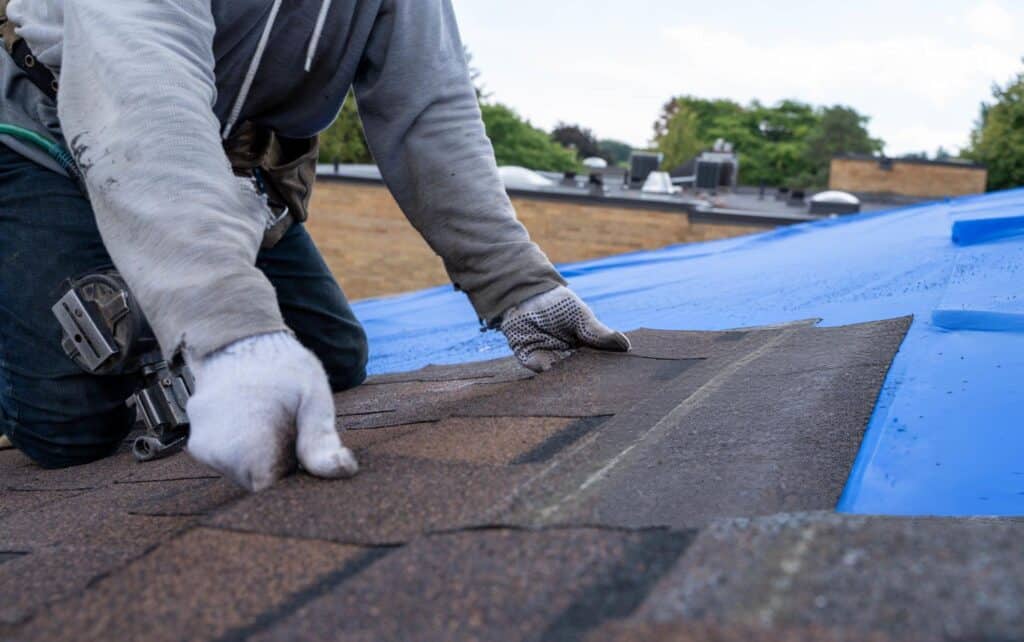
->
xmin=450 ymin=0 xmax=1023 ymax=155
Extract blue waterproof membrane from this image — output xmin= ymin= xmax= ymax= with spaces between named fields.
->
xmin=351 ymin=187 xmax=1024 ymax=517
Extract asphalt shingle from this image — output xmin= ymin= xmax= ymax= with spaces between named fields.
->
xmin=10 ymin=319 xmax=1015 ymax=641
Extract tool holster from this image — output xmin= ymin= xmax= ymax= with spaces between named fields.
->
xmin=223 ymin=122 xmax=320 ymax=249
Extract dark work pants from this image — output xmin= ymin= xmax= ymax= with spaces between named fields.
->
xmin=0 ymin=144 xmax=367 ymax=468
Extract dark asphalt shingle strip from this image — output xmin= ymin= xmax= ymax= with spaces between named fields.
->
xmin=213 ymin=547 xmax=394 ymax=642
xmin=0 ymin=552 xmax=28 ymax=566
xmin=114 ymin=450 xmax=221 ymax=484
xmin=541 ymin=528 xmax=695 ymax=642
xmin=625 ymin=327 xmax=761 ymax=360
xmin=364 ymin=356 xmax=534 ymax=385
xmin=127 ymin=478 xmax=247 ymax=517
xmin=501 ymin=318 xmax=909 ymax=530
xmin=632 ymin=511 xmax=1024 ymax=641
xmin=0 ymin=449 xmax=134 ymax=492
xmin=557 ymin=361 xmax=896 ymax=529
xmin=0 ymin=488 xmax=88 ymax=521
xmin=204 ymin=453 xmax=536 ymax=546
xmin=496 ymin=330 xmax=786 ymax=526
xmin=511 ymin=416 xmax=612 ymax=465
xmin=1 ymin=478 xmax=208 ymax=550
xmin=0 ymin=547 xmax=137 ymax=626
xmin=0 ymin=477 xmax=212 ymax=624
xmin=455 ymin=353 xmax=701 ymax=418
xmin=745 ymin=316 xmax=912 ymax=377
xmin=10 ymin=528 xmax=370 ymax=642
xmin=246 ymin=528 xmax=691 ymax=642
xmin=585 ymin=619 xmax=897 ymax=642
xmin=366 ymin=416 xmax=583 ymax=466
xmin=715 ymin=331 xmax=747 ymax=343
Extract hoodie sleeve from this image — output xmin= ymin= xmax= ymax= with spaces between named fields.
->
xmin=58 ymin=0 xmax=288 ymax=359
xmin=353 ymin=0 xmax=566 ymax=324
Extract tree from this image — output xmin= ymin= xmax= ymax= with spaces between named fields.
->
xmin=650 ymin=96 xmax=884 ymax=188
xmin=598 ymin=139 xmax=632 ymax=167
xmin=654 ymin=95 xmax=745 ymax=143
xmin=480 ymin=103 xmax=580 ymax=172
xmin=551 ymin=123 xmax=605 ymax=161
xmin=802 ymin=105 xmax=884 ymax=187
xmin=965 ymin=64 xmax=1024 ymax=190
xmin=318 ymin=90 xmax=372 ymax=164
xmin=655 ymin=105 xmax=702 ymax=170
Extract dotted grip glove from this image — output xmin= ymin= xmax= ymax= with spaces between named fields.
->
xmin=186 ymin=332 xmax=358 ymax=491
xmin=501 ymin=286 xmax=631 ymax=372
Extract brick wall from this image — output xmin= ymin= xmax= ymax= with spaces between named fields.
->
xmin=829 ymin=158 xmax=987 ymax=198
xmin=305 ymin=180 xmax=768 ymax=300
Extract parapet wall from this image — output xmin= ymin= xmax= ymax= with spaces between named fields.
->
xmin=306 ymin=179 xmax=770 ymax=300
xmin=829 ymin=157 xmax=987 ymax=198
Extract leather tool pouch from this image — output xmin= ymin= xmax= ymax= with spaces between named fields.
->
xmin=223 ymin=122 xmax=319 ymax=249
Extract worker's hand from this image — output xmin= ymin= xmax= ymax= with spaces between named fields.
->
xmin=501 ymin=286 xmax=631 ymax=372
xmin=185 ymin=332 xmax=358 ymax=491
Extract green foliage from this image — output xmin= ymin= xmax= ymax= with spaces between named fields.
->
xmin=802 ymin=105 xmax=884 ymax=187
xmin=318 ymin=90 xmax=372 ymax=164
xmin=965 ymin=65 xmax=1024 ymax=191
xmin=653 ymin=95 xmax=884 ymax=188
xmin=655 ymin=105 xmax=701 ymax=170
xmin=551 ymin=123 xmax=606 ymax=161
xmin=598 ymin=139 xmax=632 ymax=167
xmin=481 ymin=103 xmax=580 ymax=172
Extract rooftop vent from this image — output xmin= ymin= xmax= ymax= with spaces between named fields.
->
xmin=810 ymin=190 xmax=861 ymax=215
xmin=498 ymin=166 xmax=555 ymax=190
xmin=641 ymin=171 xmax=678 ymax=195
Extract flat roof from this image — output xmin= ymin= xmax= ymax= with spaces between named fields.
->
xmin=316 ymin=164 xmax=822 ymax=227
xmin=834 ymin=153 xmax=987 ymax=170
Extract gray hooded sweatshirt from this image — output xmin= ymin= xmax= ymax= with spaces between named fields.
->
xmin=1 ymin=0 xmax=564 ymax=360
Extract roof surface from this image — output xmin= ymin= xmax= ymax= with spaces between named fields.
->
xmin=317 ymin=165 xmax=906 ymax=223
xmin=6 ymin=319 xmax=1024 ymax=640
xmin=353 ymin=187 xmax=1024 ymax=517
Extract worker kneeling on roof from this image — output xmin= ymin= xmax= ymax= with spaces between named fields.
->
xmin=0 ymin=0 xmax=630 ymax=490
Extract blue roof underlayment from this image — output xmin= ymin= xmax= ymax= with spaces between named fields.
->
xmin=351 ymin=187 xmax=1024 ymax=517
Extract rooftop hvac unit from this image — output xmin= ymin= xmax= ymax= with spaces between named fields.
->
xmin=696 ymin=161 xmax=723 ymax=190
xmin=629 ymin=152 xmax=662 ymax=188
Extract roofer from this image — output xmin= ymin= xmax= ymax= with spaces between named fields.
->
xmin=0 ymin=1 xmax=630 ymax=490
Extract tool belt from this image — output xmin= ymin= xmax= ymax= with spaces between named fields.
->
xmin=1 ymin=1 xmax=318 ymax=249
xmin=0 ymin=0 xmax=58 ymax=99
xmin=223 ymin=122 xmax=320 ymax=248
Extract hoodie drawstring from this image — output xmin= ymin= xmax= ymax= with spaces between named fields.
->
xmin=222 ymin=0 xmax=283 ymax=139
xmin=305 ymin=0 xmax=333 ymax=72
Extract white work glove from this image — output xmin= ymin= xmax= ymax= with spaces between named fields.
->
xmin=185 ymin=332 xmax=358 ymax=491
xmin=500 ymin=286 xmax=631 ymax=372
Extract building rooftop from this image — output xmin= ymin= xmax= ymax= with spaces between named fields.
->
xmin=317 ymin=164 xmax=907 ymax=225
xmin=3 ymin=184 xmax=1023 ymax=640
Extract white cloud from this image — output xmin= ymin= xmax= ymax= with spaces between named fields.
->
xmin=966 ymin=1 xmax=1016 ymax=41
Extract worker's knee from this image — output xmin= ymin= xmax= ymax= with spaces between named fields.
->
xmin=1 ymin=401 xmax=135 ymax=469
xmin=0 ymin=358 xmax=137 ymax=469
xmin=321 ymin=323 xmax=369 ymax=393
